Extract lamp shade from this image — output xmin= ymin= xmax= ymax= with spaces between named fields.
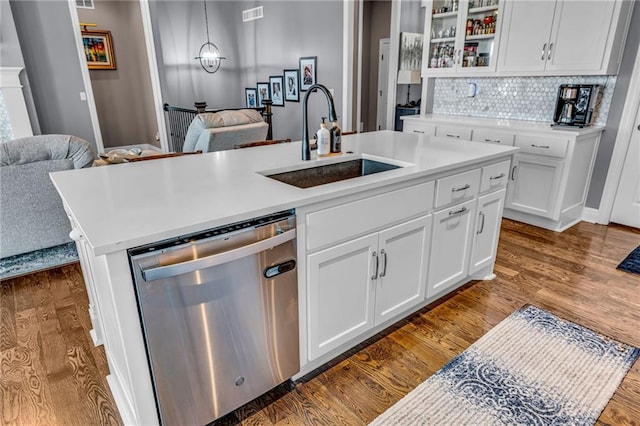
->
xmin=397 ymin=70 xmax=421 ymax=85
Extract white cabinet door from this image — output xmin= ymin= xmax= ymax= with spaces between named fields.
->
xmin=545 ymin=1 xmax=616 ymax=73
xmin=497 ymin=0 xmax=556 ymax=73
xmin=505 ymin=155 xmax=564 ymax=219
xmin=469 ymin=189 xmax=506 ymax=275
xmin=307 ymin=233 xmax=378 ymax=361
xmin=427 ymin=198 xmax=476 ymax=298
xmin=375 ymin=215 xmax=432 ymax=325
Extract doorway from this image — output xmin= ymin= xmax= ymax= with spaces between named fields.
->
xmin=360 ymin=0 xmax=391 ymax=133
xmin=73 ymin=0 xmax=160 ymax=151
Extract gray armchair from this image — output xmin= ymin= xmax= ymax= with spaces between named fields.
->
xmin=183 ymin=109 xmax=269 ymax=153
xmin=0 ymin=135 xmax=96 ymax=258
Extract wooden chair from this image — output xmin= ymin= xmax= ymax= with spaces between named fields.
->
xmin=234 ymin=138 xmax=291 ymax=149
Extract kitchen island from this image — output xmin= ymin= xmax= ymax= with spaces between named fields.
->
xmin=51 ymin=130 xmax=518 ymax=425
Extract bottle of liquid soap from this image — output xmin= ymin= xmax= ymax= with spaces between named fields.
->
xmin=330 ymin=119 xmax=341 ymax=153
xmin=317 ymin=118 xmax=330 ymax=156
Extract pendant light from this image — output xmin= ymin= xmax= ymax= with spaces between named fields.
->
xmin=195 ymin=0 xmax=225 ymax=74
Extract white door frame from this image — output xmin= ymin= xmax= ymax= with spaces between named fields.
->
xmin=139 ymin=0 xmax=168 ymax=152
xmin=597 ymin=43 xmax=640 ymax=224
xmin=385 ymin=0 xmax=402 ymax=130
xmin=343 ymin=0 xmax=401 ymax=133
xmin=67 ymin=0 xmax=168 ymax=153
xmin=377 ymin=38 xmax=390 ymax=131
xmin=67 ymin=0 xmax=104 ymax=154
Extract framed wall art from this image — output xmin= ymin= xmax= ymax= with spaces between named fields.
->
xmin=82 ymin=29 xmax=117 ymax=70
xmin=299 ymin=56 xmax=317 ymax=91
xmin=257 ymin=82 xmax=270 ymax=107
xmin=399 ymin=32 xmax=423 ymax=71
xmin=283 ymin=69 xmax=300 ymax=102
xmin=269 ymin=75 xmax=284 ymax=106
xmin=245 ymin=88 xmax=257 ymax=108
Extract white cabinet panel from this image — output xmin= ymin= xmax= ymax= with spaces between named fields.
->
xmin=435 ymin=168 xmax=481 ymax=208
xmin=469 ymin=189 xmax=506 ymax=274
xmin=546 ymin=1 xmax=616 ymax=73
xmin=480 ymin=160 xmax=510 ymax=193
xmin=515 ymin=134 xmax=569 ymax=158
xmin=306 ymin=182 xmax=434 ymax=251
xmin=427 ymin=198 xmax=476 ymax=297
xmin=307 ymin=233 xmax=378 ymax=360
xmin=472 ymin=128 xmax=515 ymax=146
xmin=497 ymin=0 xmax=630 ymax=75
xmin=497 ymin=0 xmax=556 ymax=73
xmin=435 ymin=125 xmax=473 ymax=140
xmin=403 ymin=120 xmax=436 ymax=136
xmin=506 ymin=155 xmax=563 ymax=219
xmin=375 ymin=215 xmax=432 ymax=324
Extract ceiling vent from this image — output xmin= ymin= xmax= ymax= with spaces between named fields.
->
xmin=76 ymin=0 xmax=94 ymax=9
xmin=242 ymin=6 xmax=264 ymax=22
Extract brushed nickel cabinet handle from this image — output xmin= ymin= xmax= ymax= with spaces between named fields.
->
xmin=547 ymin=43 xmax=553 ymax=60
xmin=541 ymin=43 xmax=547 ymax=61
xmin=371 ymin=251 xmax=379 ymax=280
xmin=490 ymin=173 xmax=506 ymax=180
xmin=379 ymin=249 xmax=388 ymax=277
xmin=510 ymin=165 xmax=518 ymax=180
xmin=531 ymin=144 xmax=550 ymax=149
xmin=449 ymin=206 xmax=468 ymax=216
xmin=452 ymin=183 xmax=471 ymax=192
xmin=477 ymin=211 xmax=486 ymax=234
xmin=484 ymin=138 xmax=501 ymax=143
xmin=446 ymin=134 xmax=460 ymax=138
xmin=413 ymin=130 xmax=425 ymax=134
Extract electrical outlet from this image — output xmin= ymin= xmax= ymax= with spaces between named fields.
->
xmin=80 ymin=92 xmax=87 ymax=101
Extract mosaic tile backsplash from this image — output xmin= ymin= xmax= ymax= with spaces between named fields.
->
xmin=432 ymin=75 xmax=616 ymax=126
xmin=0 ymin=92 xmax=14 ymax=142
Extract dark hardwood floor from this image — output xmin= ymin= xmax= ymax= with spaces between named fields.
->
xmin=1 ymin=219 xmax=639 ymax=425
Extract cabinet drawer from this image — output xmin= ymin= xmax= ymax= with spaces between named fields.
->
xmin=306 ymin=181 xmax=435 ymax=251
xmin=480 ymin=160 xmax=511 ymax=193
xmin=515 ymin=134 xmax=569 ymax=158
xmin=403 ymin=121 xmax=436 ymax=136
xmin=435 ymin=126 xmax=473 ymax=140
xmin=471 ymin=129 xmax=516 ymax=146
xmin=435 ymin=168 xmax=481 ymax=208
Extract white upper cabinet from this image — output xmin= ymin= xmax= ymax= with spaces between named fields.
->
xmin=497 ymin=0 xmax=633 ymax=76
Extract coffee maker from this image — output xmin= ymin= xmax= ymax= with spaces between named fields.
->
xmin=552 ymin=84 xmax=601 ymax=127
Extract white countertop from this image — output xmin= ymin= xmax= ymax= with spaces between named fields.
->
xmin=403 ymin=113 xmax=604 ymax=136
xmin=51 ymin=130 xmax=517 ymax=255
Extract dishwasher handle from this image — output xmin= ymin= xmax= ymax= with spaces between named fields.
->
xmin=140 ymin=228 xmax=297 ymax=282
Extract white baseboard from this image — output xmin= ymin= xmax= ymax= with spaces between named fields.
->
xmin=581 ymin=207 xmax=601 ymax=224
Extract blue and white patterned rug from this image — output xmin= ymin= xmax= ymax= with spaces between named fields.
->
xmin=618 ymin=245 xmax=640 ymax=275
xmin=370 ymin=305 xmax=639 ymax=425
xmin=0 ymin=242 xmax=79 ymax=281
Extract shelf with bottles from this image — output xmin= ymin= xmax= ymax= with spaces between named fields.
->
xmin=428 ymin=43 xmax=457 ymax=69
xmin=431 ymin=37 xmax=456 ymax=44
xmin=463 ymin=10 xmax=497 ymax=37
xmin=466 ymin=34 xmax=495 ymax=41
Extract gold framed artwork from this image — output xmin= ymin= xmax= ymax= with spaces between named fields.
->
xmin=82 ymin=29 xmax=117 ymax=70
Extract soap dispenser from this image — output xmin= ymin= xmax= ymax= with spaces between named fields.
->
xmin=330 ymin=119 xmax=341 ymax=153
xmin=317 ymin=117 xmax=330 ymax=156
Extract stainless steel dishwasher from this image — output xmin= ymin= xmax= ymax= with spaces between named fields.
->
xmin=128 ymin=210 xmax=299 ymax=425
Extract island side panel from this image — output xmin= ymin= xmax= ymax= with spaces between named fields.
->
xmin=91 ymin=249 xmax=159 ymax=425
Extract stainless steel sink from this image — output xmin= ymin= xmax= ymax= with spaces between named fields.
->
xmin=265 ymin=158 xmax=401 ymax=188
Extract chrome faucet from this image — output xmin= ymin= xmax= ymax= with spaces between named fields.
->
xmin=302 ymin=84 xmax=338 ymax=161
